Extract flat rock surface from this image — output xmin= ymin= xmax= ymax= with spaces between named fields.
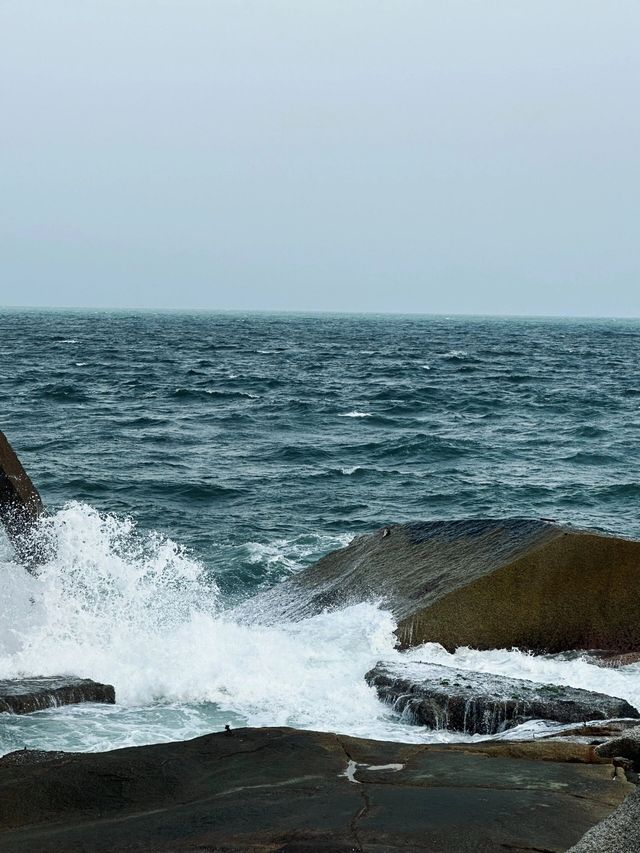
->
xmin=0 ymin=677 xmax=115 ymax=714
xmin=0 ymin=726 xmax=631 ymax=852
xmin=366 ymin=661 xmax=639 ymax=734
xmin=236 ymin=518 xmax=640 ymax=652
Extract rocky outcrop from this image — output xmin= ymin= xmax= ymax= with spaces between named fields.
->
xmin=0 ymin=726 xmax=631 ymax=852
xmin=566 ymin=727 xmax=640 ymax=852
xmin=595 ymin=725 xmax=640 ymax=769
xmin=0 ymin=430 xmax=44 ymax=567
xmin=365 ymin=661 xmax=639 ymax=735
xmin=568 ymin=787 xmax=640 ymax=853
xmin=0 ymin=677 xmax=115 ymax=714
xmin=237 ymin=518 xmax=640 ymax=653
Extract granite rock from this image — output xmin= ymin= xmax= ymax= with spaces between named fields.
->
xmin=0 ymin=726 xmax=631 ymax=852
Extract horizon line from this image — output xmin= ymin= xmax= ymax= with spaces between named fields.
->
xmin=1 ymin=304 xmax=639 ymax=322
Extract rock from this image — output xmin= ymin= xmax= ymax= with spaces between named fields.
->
xmin=0 ymin=677 xmax=115 ymax=714
xmin=584 ymin=650 xmax=640 ymax=669
xmin=538 ymin=719 xmax=640 ymax=742
xmin=568 ymin=787 xmax=640 ymax=853
xmin=595 ymin=725 xmax=640 ymax=768
xmin=0 ymin=430 xmax=44 ymax=567
xmin=237 ymin=518 xmax=640 ymax=653
xmin=453 ymin=738 xmax=606 ymax=764
xmin=365 ymin=661 xmax=639 ymax=735
xmin=0 ymin=727 xmax=632 ymax=852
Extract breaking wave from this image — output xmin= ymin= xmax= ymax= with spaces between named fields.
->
xmin=1 ymin=504 xmax=639 ymax=755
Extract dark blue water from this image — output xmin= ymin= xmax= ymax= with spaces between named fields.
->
xmin=2 ymin=309 xmax=640 ymax=598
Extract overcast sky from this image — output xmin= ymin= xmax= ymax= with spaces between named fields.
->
xmin=1 ymin=1 xmax=639 ymax=316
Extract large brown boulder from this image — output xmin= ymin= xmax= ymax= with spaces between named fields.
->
xmin=238 ymin=519 xmax=640 ymax=653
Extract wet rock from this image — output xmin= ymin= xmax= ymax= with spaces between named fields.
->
xmin=0 ymin=430 xmax=44 ymax=567
xmin=583 ymin=650 xmax=640 ymax=669
xmin=237 ymin=518 xmax=640 ymax=653
xmin=0 ymin=677 xmax=115 ymax=714
xmin=365 ymin=661 xmax=639 ymax=735
xmin=538 ymin=719 xmax=640 ymax=742
xmin=595 ymin=725 xmax=640 ymax=768
xmin=0 ymin=727 xmax=631 ymax=852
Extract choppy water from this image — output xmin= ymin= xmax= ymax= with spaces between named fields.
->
xmin=1 ymin=309 xmax=640 ymax=754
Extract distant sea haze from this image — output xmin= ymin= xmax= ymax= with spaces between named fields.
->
xmin=1 ymin=310 xmax=640 ymax=753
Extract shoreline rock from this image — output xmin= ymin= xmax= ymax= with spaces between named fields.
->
xmin=0 ymin=677 xmax=115 ymax=714
xmin=0 ymin=430 xmax=44 ymax=568
xmin=365 ymin=660 xmax=640 ymax=735
xmin=237 ymin=518 xmax=640 ymax=653
xmin=0 ymin=726 xmax=631 ymax=852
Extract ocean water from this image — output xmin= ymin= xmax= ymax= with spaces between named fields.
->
xmin=1 ymin=309 xmax=640 ymax=754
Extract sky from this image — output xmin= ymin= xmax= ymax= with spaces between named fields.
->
xmin=1 ymin=1 xmax=639 ymax=316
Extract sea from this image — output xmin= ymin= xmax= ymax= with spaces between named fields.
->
xmin=1 ymin=308 xmax=640 ymax=755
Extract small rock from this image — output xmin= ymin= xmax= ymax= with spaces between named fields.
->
xmin=0 ymin=677 xmax=115 ymax=715
xmin=595 ymin=725 xmax=640 ymax=769
xmin=366 ymin=661 xmax=639 ymax=735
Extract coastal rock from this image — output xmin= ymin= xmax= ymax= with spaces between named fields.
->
xmin=568 ymin=787 xmax=640 ymax=853
xmin=365 ymin=661 xmax=639 ymax=735
xmin=0 ymin=430 xmax=44 ymax=567
xmin=0 ymin=726 xmax=631 ymax=852
xmin=237 ymin=518 xmax=640 ymax=653
xmin=595 ymin=725 xmax=640 ymax=768
xmin=538 ymin=719 xmax=640 ymax=742
xmin=583 ymin=650 xmax=640 ymax=669
xmin=0 ymin=677 xmax=115 ymax=714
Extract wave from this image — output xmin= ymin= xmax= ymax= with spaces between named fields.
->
xmin=172 ymin=388 xmax=259 ymax=401
xmin=339 ymin=411 xmax=372 ymax=418
xmin=38 ymin=383 xmax=90 ymax=403
xmin=1 ymin=504 xmax=640 ymax=755
xmin=0 ymin=505 xmax=397 ymax=748
xmin=563 ymin=451 xmax=619 ymax=466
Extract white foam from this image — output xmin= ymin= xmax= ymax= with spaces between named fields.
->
xmin=339 ymin=411 xmax=372 ymax=418
xmin=244 ymin=533 xmax=352 ymax=576
xmin=0 ymin=505 xmax=393 ymax=744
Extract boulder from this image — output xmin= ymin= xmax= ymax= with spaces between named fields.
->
xmin=0 ymin=430 xmax=44 ymax=567
xmin=0 ymin=727 xmax=632 ymax=852
xmin=568 ymin=787 xmax=640 ymax=853
xmin=365 ymin=661 xmax=639 ymax=735
xmin=237 ymin=518 xmax=640 ymax=653
xmin=0 ymin=677 xmax=115 ymax=714
xmin=595 ymin=725 xmax=640 ymax=768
